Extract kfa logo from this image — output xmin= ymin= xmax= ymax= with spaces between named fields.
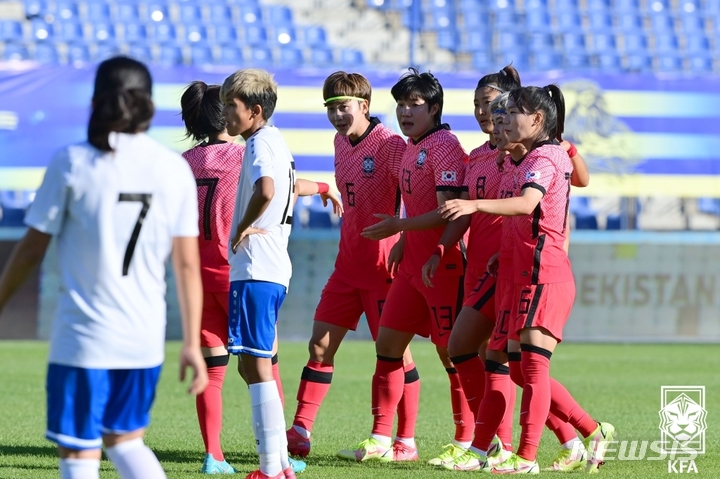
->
xmin=415 ymin=149 xmax=427 ymax=168
xmin=362 ymin=156 xmax=375 ymax=176
xmin=660 ymin=386 xmax=706 ymax=474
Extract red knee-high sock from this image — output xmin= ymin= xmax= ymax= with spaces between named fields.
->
xmin=196 ymin=358 xmax=228 ymax=460
xmin=517 ymin=347 xmax=553 ymax=462
xmin=451 ymin=353 xmax=485 ymax=418
xmin=372 ymin=356 xmax=405 ymax=437
xmin=396 ymin=362 xmax=420 ymax=439
xmin=471 ymin=361 xmax=513 ymax=451
xmin=548 ymin=377 xmax=597 ymax=438
xmin=272 ymin=354 xmax=284 ymax=408
xmin=293 ymin=360 xmax=333 ymax=432
xmin=447 ymin=367 xmax=474 ymax=443
xmin=510 ymin=352 xmax=577 ymax=447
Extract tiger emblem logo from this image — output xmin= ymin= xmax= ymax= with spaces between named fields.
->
xmin=659 ymin=393 xmax=707 ymax=448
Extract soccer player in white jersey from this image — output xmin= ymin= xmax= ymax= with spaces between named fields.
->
xmin=0 ymin=57 xmax=207 ymax=479
xmin=221 ymin=69 xmax=297 ymax=479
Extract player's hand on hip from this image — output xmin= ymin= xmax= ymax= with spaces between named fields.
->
xmin=387 ymin=238 xmax=405 ymax=276
xmin=231 ymin=227 xmax=266 ymax=253
xmin=438 ymin=199 xmax=476 ymax=221
xmin=321 ymin=191 xmax=344 ymax=218
xmin=180 ymin=344 xmax=208 ymax=395
xmin=361 ymin=214 xmax=399 ymax=240
xmin=486 ymin=252 xmax=500 ymax=277
xmin=421 ymin=254 xmax=440 ymax=288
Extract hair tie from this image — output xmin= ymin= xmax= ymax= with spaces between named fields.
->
xmin=545 ymin=86 xmax=552 ymax=97
xmin=500 ymin=69 xmax=508 ymax=76
xmin=486 ymin=84 xmax=506 ymax=93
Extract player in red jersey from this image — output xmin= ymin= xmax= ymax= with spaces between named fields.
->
xmin=419 ymin=67 xmax=520 ymax=466
xmin=286 ymin=71 xmax=419 ymax=461
xmin=337 ymin=68 xmax=470 ymax=463
xmin=440 ymin=85 xmax=613 ymax=474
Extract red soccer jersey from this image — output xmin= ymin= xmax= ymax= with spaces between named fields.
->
xmin=463 ymin=141 xmax=503 ymax=271
xmin=497 ymin=155 xmax=516 ymax=280
xmin=399 ymin=126 xmax=467 ymax=277
xmin=333 ymin=118 xmax=406 ymax=290
xmin=509 ymin=143 xmax=573 ymax=285
xmin=183 ymin=142 xmax=244 ymax=292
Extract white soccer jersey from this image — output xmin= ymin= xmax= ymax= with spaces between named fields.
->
xmin=228 ymin=126 xmax=295 ymax=288
xmin=25 ymin=132 xmax=199 ymax=369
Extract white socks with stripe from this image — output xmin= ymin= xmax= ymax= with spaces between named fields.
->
xmin=250 ymin=380 xmax=289 ymax=476
xmin=105 ymin=437 xmax=166 ymax=479
xmin=59 ymin=458 xmax=100 ymax=479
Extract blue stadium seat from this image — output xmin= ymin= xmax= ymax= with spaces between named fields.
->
xmin=123 ymin=23 xmax=148 ymax=43
xmin=569 ymin=197 xmax=598 ymax=230
xmin=472 ymin=51 xmax=492 ymax=70
xmin=152 ymin=22 xmax=176 ymax=44
xmin=310 ymin=47 xmax=333 ymax=67
xmin=54 ymin=22 xmax=85 ymax=42
xmin=67 ymin=43 xmax=90 ymax=63
xmin=496 ymin=51 xmax=527 ymax=70
xmin=184 ymin=25 xmax=208 ymax=44
xmin=190 ymin=45 xmax=213 ymax=65
xmin=401 ymin=9 xmax=424 ymax=30
xmin=463 ymin=10 xmax=489 ymax=28
xmin=622 ymin=33 xmax=648 ymax=53
xmin=526 ymin=11 xmax=551 ymax=32
xmin=146 ymin=3 xmax=169 ymax=22
xmin=655 ymin=54 xmax=682 ymax=71
xmin=606 ymin=213 xmax=622 ymax=230
xmin=596 ymin=52 xmax=622 ymax=70
xmin=494 ymin=11 xmax=518 ymax=29
xmin=248 ymin=47 xmax=273 ymax=67
xmin=238 ymin=5 xmax=262 ymax=24
xmin=524 ymin=0 xmax=548 ymax=10
xmin=265 ymin=5 xmax=293 ymax=26
xmin=528 ymin=32 xmax=554 ymax=51
xmin=94 ymin=44 xmax=122 ymax=61
xmin=243 ymin=25 xmax=267 ymax=46
xmin=3 ymin=43 xmax=30 ymax=61
xmin=178 ymin=4 xmax=202 ymax=23
xmin=23 ymin=0 xmax=46 ymax=18
xmin=613 ymin=0 xmax=640 ymax=12
xmin=591 ymin=33 xmax=616 ymax=52
xmin=532 ymin=51 xmax=562 ymax=70
xmin=437 ymin=28 xmax=459 ymax=52
xmin=158 ymin=45 xmax=183 ymax=65
xmin=0 ymin=207 xmax=26 ymax=227
xmin=0 ymin=21 xmax=23 ymax=42
xmin=218 ymin=46 xmax=244 ymax=64
xmin=127 ymin=44 xmax=152 ymax=62
xmin=307 ymin=210 xmax=333 ymax=228
xmin=272 ymin=27 xmax=297 ymax=46
xmin=586 ymin=0 xmax=610 ymax=11
xmin=615 ymin=14 xmax=643 ymax=32
xmin=33 ymin=42 xmax=57 ymax=62
xmin=340 ymin=48 xmax=364 ymax=66
xmin=654 ymin=34 xmax=679 ymax=52
xmin=687 ymin=55 xmax=713 ymax=73
xmin=430 ymin=10 xmax=454 ymax=30
xmin=115 ymin=3 xmax=140 ymax=22
xmin=496 ymin=31 xmax=524 ymax=50
xmin=677 ymin=0 xmax=700 ymax=13
xmin=53 ymin=1 xmax=79 ymax=21
xmin=208 ymin=5 xmax=233 ymax=24
xmin=461 ymin=30 xmax=488 ymax=51
xmin=562 ymin=33 xmax=586 ymax=51
xmin=684 ymin=35 xmax=710 ymax=54
xmin=86 ymin=3 xmax=111 ymax=21
xmin=646 ymin=0 xmax=669 ymax=13
xmin=553 ymin=0 xmax=579 ymax=10
xmin=679 ymin=15 xmax=705 ymax=33
xmin=31 ymin=20 xmax=52 ymax=40
xmin=649 ymin=14 xmax=674 ymax=32
xmin=625 ymin=53 xmax=652 ymax=71
xmin=278 ymin=47 xmax=303 ymax=68
xmin=700 ymin=0 xmax=719 ymax=16
xmin=565 ymin=52 xmax=591 ymax=69
xmin=489 ymin=0 xmax=515 ymax=11
xmin=92 ymin=23 xmax=116 ymax=42
xmin=214 ymin=25 xmax=238 ymax=45
xmin=698 ymin=198 xmax=720 ymax=215
xmin=303 ymin=26 xmax=327 ymax=47
xmin=587 ymin=12 xmax=612 ymax=31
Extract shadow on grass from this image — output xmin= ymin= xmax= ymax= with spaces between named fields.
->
xmin=0 ymin=444 xmax=58 ymax=459
xmin=153 ymin=448 xmax=259 ymax=467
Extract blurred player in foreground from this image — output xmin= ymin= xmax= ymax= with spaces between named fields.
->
xmin=0 ymin=56 xmax=207 ymax=479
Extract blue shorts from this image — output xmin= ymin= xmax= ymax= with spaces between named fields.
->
xmin=45 ymin=363 xmax=161 ymax=450
xmin=228 ymin=280 xmax=286 ymax=358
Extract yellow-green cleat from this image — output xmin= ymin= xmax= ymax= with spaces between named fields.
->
xmin=491 ymin=453 xmax=539 ymax=474
xmin=427 ymin=443 xmax=467 ymax=466
xmin=337 ymin=437 xmax=393 ymax=462
xmin=584 ymin=422 xmax=616 ymax=474
xmin=443 ymin=448 xmax=491 ymax=472
xmin=542 ymin=446 xmax=587 ymax=472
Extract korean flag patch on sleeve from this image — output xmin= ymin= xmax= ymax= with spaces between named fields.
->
xmin=525 ymin=171 xmax=541 ymax=181
xmin=441 ymin=171 xmax=457 ymax=182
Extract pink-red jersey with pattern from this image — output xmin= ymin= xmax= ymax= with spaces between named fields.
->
xmin=399 ymin=126 xmax=467 ymax=277
xmin=497 ymin=155 xmax=516 ymax=280
xmin=183 ymin=142 xmax=244 ymax=292
xmin=509 ymin=143 xmax=573 ymax=285
xmin=333 ymin=118 xmax=406 ymax=290
xmin=463 ymin=141 xmax=503 ymax=270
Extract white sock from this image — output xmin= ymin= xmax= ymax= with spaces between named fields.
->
xmin=250 ymin=381 xmax=286 ymax=476
xmin=370 ymin=434 xmax=391 ymax=446
xmin=562 ymin=438 xmax=584 ymax=450
xmin=394 ymin=436 xmax=416 ymax=448
xmin=292 ymin=425 xmax=311 ymax=439
xmin=455 ymin=440 xmax=472 ymax=449
xmin=105 ymin=438 xmax=166 ymax=479
xmin=59 ymin=458 xmax=100 ymax=479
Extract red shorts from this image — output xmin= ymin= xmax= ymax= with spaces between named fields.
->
xmin=380 ymin=269 xmax=463 ymax=347
xmin=201 ymin=291 xmax=230 ymax=348
xmin=462 ymin=269 xmax=497 ymax=322
xmin=488 ymin=278 xmax=514 ymax=351
xmin=313 ymin=271 xmax=392 ymax=341
xmin=511 ymin=281 xmax=576 ymax=343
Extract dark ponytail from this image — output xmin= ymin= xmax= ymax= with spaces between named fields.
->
xmin=181 ymin=81 xmax=226 ymax=143
xmin=509 ymin=84 xmax=565 ymax=142
xmin=476 ymin=64 xmax=521 ymax=93
xmin=88 ymin=56 xmax=154 ymax=152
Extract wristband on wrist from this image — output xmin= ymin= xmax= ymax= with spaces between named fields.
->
xmin=317 ymin=182 xmax=330 ymax=194
xmin=433 ymin=244 xmax=445 ymax=258
xmin=567 ymin=142 xmax=578 ymax=158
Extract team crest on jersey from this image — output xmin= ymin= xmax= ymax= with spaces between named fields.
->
xmin=416 ymin=149 xmax=427 ymax=167
xmin=362 ymin=156 xmax=375 ymax=176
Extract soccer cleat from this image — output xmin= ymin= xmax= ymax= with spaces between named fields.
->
xmin=286 ymin=428 xmax=311 ymax=457
xmin=288 ymin=457 xmax=306 ymax=474
xmin=486 ymin=435 xmax=513 ymax=468
xmin=443 ymin=449 xmax=491 ymax=472
xmin=392 ymin=441 xmax=419 ymax=461
xmin=427 ymin=443 xmax=467 ymax=466
xmin=244 ymin=470 xmax=283 ymax=479
xmin=542 ymin=446 xmax=587 ymax=472
xmin=337 ymin=437 xmax=393 ymax=462
xmin=584 ymin=422 xmax=615 ymax=474
xmin=491 ymin=453 xmax=539 ymax=474
xmin=201 ymin=453 xmax=236 ymax=474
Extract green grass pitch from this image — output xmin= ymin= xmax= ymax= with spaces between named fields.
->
xmin=1 ymin=341 xmax=719 ymax=478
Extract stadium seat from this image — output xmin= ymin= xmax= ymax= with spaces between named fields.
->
xmin=31 ymin=20 xmax=52 ymax=41
xmin=307 ymin=210 xmax=333 ymax=228
xmin=208 ymin=5 xmax=233 ymax=24
xmin=265 ymin=5 xmax=293 ymax=26
xmin=66 ymin=43 xmax=91 ymax=64
xmin=437 ymin=28 xmax=459 ymax=52
xmin=127 ymin=44 xmax=152 ymax=62
xmin=528 ymin=32 xmax=554 ymax=51
xmin=655 ymin=54 xmax=682 ymax=71
xmin=687 ymin=55 xmax=713 ymax=73
xmin=23 ymin=0 xmax=46 ymax=18
xmin=3 ymin=43 xmax=30 ymax=61
xmin=123 ymin=23 xmax=148 ymax=43
xmin=562 ymin=33 xmax=586 ymax=51
xmin=496 ymin=51 xmax=527 ymax=70
xmin=586 ymin=0 xmax=610 ymax=11
xmin=613 ymin=0 xmax=640 ymax=12
xmin=586 ymin=12 xmax=612 ymax=31
xmin=86 ymin=3 xmax=111 ymax=22
xmin=646 ymin=0 xmax=669 ymax=13
xmin=54 ymin=22 xmax=86 ymax=42
xmin=553 ymin=0 xmax=579 ymax=11
xmin=532 ymin=51 xmax=562 ymax=70
xmin=526 ymin=11 xmax=552 ymax=32
xmin=248 ymin=47 xmax=273 ymax=67
xmin=303 ymin=26 xmax=327 ymax=47
xmin=461 ymin=30 xmax=488 ymax=52
xmin=33 ymin=42 xmax=57 ymax=62
xmin=700 ymin=0 xmax=720 ymax=16
xmin=654 ymin=34 xmax=679 ymax=52
xmin=591 ymin=33 xmax=616 ymax=52
xmin=463 ymin=10 xmax=489 ymax=28
xmin=565 ymin=52 xmax=591 ymax=69
xmin=94 ymin=44 xmax=122 ymax=62
xmin=341 ymin=48 xmax=364 ymax=66
xmin=524 ymin=0 xmax=548 ymax=10
xmin=115 ymin=3 xmax=141 ymax=22
xmin=430 ymin=9 xmax=454 ymax=29
xmin=679 ymin=14 xmax=705 ymax=32
xmin=152 ymin=22 xmax=177 ymax=44
xmin=488 ymin=0 xmax=515 ymax=11
xmin=0 ymin=206 xmax=26 ymax=227
xmin=0 ymin=21 xmax=23 ymax=42
xmin=622 ymin=33 xmax=649 ymax=53
xmin=272 ymin=27 xmax=297 ymax=46
xmin=496 ymin=31 xmax=524 ymax=50
xmin=92 ymin=23 xmax=116 ymax=42
xmin=570 ymin=197 xmax=599 ymax=230
xmin=238 ymin=5 xmax=262 ymax=24
xmin=684 ymin=35 xmax=710 ymax=54
xmin=625 ymin=53 xmax=652 ymax=71
xmin=158 ymin=45 xmax=183 ymax=65
xmin=596 ymin=52 xmax=622 ymax=70
xmin=698 ymin=198 xmax=720 ymax=215
xmin=184 ymin=25 xmax=207 ymax=44
xmin=218 ymin=46 xmax=244 ymax=65
xmin=278 ymin=47 xmax=303 ymax=68
xmin=214 ymin=25 xmax=239 ymax=45
xmin=310 ymin=47 xmax=333 ymax=67
xmin=53 ymin=1 xmax=79 ymax=21
xmin=243 ymin=25 xmax=268 ymax=46
xmin=178 ymin=4 xmax=202 ymax=24
xmin=146 ymin=3 xmax=169 ymax=23
xmin=472 ymin=51 xmax=491 ymax=70
xmin=190 ymin=45 xmax=213 ymax=65
xmin=677 ymin=0 xmax=700 ymax=13
xmin=494 ymin=11 xmax=518 ymax=29
xmin=648 ymin=14 xmax=675 ymax=33
xmin=615 ymin=14 xmax=643 ymax=32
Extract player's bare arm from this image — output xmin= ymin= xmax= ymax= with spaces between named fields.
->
xmin=440 ymin=187 xmax=543 ymax=221
xmin=231 ymin=176 xmax=274 ymax=252
xmin=387 ymin=233 xmax=406 ymax=276
xmin=0 ymin=228 xmax=52 ymax=314
xmin=172 ymin=235 xmax=208 ymax=396
xmin=295 ymin=178 xmax=343 ymax=217
xmin=561 ymin=140 xmax=590 ymax=187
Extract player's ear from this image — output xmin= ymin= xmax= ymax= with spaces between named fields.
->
xmin=429 ymin=103 xmax=439 ymax=117
xmin=360 ymin=99 xmax=369 ymax=116
xmin=251 ymin=103 xmax=263 ymax=119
